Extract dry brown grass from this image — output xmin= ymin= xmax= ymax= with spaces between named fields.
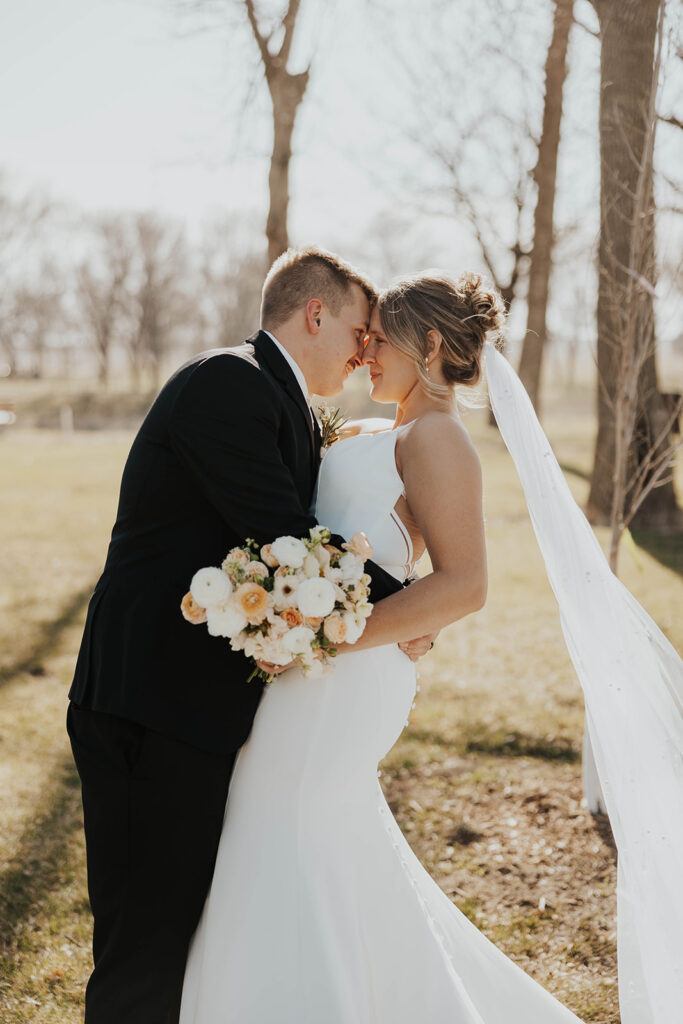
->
xmin=0 ymin=406 xmax=680 ymax=1022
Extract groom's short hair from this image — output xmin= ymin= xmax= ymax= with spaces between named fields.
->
xmin=260 ymin=246 xmax=377 ymax=330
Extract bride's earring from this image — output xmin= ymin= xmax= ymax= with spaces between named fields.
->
xmin=425 ymin=358 xmax=430 ymax=376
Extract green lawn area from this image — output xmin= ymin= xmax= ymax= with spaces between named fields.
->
xmin=0 ymin=408 xmax=680 ymax=1022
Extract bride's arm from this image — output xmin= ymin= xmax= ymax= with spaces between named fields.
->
xmin=340 ymin=413 xmax=487 ymax=651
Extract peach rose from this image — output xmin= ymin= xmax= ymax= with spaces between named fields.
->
xmin=260 ymin=543 xmax=280 ymax=568
xmin=304 ymin=616 xmax=324 ymax=631
xmin=234 ymin=581 xmax=270 ymax=625
xmin=180 ymin=592 xmax=207 ymax=625
xmin=323 ymin=611 xmax=348 ymax=645
xmin=225 ymin=547 xmax=250 ymax=567
xmin=246 ymin=560 xmax=269 ymax=579
xmin=342 ymin=531 xmax=373 ymax=561
xmin=280 ymin=607 xmax=304 ymax=629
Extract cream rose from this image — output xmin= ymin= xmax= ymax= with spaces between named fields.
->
xmin=323 ymin=611 xmax=347 ymax=645
xmin=245 ymin=560 xmax=269 ymax=580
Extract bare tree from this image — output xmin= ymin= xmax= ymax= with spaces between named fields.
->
xmin=78 ymin=217 xmax=134 ymax=386
xmin=376 ymin=0 xmax=559 ymax=333
xmin=11 ymin=262 xmax=65 ymax=378
xmin=199 ymin=216 xmax=266 ymax=349
xmin=586 ymin=0 xmax=680 ymax=532
xmin=177 ymin=1 xmax=310 ymax=265
xmin=0 ymin=176 xmax=52 ymax=375
xmin=243 ymin=0 xmax=309 ymax=265
xmin=128 ymin=213 xmax=190 ymax=391
xmin=517 ymin=0 xmax=574 ymax=412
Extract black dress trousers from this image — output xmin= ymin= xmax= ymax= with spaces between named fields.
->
xmin=67 ymin=703 xmax=237 ymax=1024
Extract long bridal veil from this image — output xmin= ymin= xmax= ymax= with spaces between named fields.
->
xmin=483 ymin=343 xmax=683 ymax=1024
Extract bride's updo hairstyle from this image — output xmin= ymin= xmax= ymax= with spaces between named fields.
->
xmin=376 ymin=271 xmax=506 ymax=403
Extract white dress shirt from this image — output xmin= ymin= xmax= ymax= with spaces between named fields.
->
xmin=262 ymin=330 xmax=311 ymax=414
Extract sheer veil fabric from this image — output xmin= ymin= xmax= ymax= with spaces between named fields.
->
xmin=483 ymin=342 xmax=683 ymax=1024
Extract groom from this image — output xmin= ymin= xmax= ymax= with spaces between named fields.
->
xmin=68 ymin=245 xmax=432 ymax=1023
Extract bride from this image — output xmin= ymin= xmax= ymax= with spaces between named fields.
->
xmin=179 ymin=271 xmax=587 ymax=1023
xmin=181 ymin=264 xmax=683 ymax=1023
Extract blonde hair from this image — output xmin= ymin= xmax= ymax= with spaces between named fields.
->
xmin=261 ymin=246 xmax=377 ymax=330
xmin=377 ymin=271 xmax=506 ymax=403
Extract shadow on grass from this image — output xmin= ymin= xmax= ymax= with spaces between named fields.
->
xmin=406 ymin=726 xmax=580 ymax=763
xmin=631 ymin=529 xmax=683 ymax=580
xmin=465 ymin=731 xmax=580 ymax=763
xmin=0 ymin=753 xmax=83 ymax=965
xmin=0 ymin=582 xmax=95 ymax=687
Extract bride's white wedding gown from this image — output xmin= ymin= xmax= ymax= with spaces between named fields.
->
xmin=180 ymin=426 xmax=582 ymax=1023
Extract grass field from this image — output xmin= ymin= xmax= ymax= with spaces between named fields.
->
xmin=0 ymin=408 xmax=681 ymax=1023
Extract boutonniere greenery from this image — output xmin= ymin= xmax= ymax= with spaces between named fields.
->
xmin=316 ymin=405 xmax=349 ymax=451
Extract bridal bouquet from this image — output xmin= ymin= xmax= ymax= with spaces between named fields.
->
xmin=181 ymin=526 xmax=373 ymax=682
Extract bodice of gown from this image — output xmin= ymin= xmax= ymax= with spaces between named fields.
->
xmin=315 ymin=426 xmax=414 ymax=583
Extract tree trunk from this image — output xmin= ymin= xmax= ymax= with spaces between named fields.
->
xmin=518 ymin=0 xmax=573 ymax=413
xmin=243 ymin=0 xmax=309 ymax=268
xmin=587 ymin=0 xmax=679 ymax=528
xmin=265 ymin=69 xmax=308 ymax=266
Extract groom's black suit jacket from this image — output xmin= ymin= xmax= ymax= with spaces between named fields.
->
xmin=70 ymin=332 xmax=403 ymax=753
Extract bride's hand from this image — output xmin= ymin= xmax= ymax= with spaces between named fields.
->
xmin=256 ymin=659 xmax=295 ymax=675
xmin=398 ymin=631 xmax=440 ymax=662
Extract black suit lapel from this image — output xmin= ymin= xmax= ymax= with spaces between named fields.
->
xmin=250 ymin=331 xmax=317 ymax=466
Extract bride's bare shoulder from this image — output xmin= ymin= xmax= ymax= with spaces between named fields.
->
xmin=396 ymin=412 xmax=481 ymax=489
xmin=402 ymin=411 xmax=478 ymax=458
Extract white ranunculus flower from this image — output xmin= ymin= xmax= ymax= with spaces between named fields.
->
xmin=322 ymin=563 xmax=343 ymax=583
xmin=273 ymin=573 xmax=300 ymax=609
xmin=270 ymin=535 xmax=307 ymax=568
xmin=190 ymin=567 xmax=233 ymax=608
xmin=342 ymin=611 xmax=364 ymax=644
xmin=283 ymin=624 xmax=316 ymax=657
xmin=338 ymin=552 xmax=364 ymax=584
xmin=206 ymin=600 xmax=248 ymax=638
xmin=296 ymin=577 xmax=336 ymax=619
xmin=302 ymin=552 xmax=321 ymax=579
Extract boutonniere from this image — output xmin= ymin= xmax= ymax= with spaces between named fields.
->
xmin=315 ymin=404 xmax=349 ymax=451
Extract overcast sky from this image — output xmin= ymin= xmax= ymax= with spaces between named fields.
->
xmin=1 ymin=0 xmax=680 ymax=355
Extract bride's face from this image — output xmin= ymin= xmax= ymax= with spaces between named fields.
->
xmin=363 ymin=307 xmax=419 ymax=405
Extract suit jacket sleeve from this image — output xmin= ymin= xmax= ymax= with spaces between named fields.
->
xmin=168 ymin=354 xmax=403 ymax=603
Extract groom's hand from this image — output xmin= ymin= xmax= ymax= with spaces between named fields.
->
xmin=398 ymin=631 xmax=440 ymax=662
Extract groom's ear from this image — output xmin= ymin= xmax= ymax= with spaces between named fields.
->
xmin=305 ymin=299 xmax=323 ymax=335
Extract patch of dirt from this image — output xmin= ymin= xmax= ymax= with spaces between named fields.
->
xmin=382 ymin=753 xmax=619 ymax=1021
